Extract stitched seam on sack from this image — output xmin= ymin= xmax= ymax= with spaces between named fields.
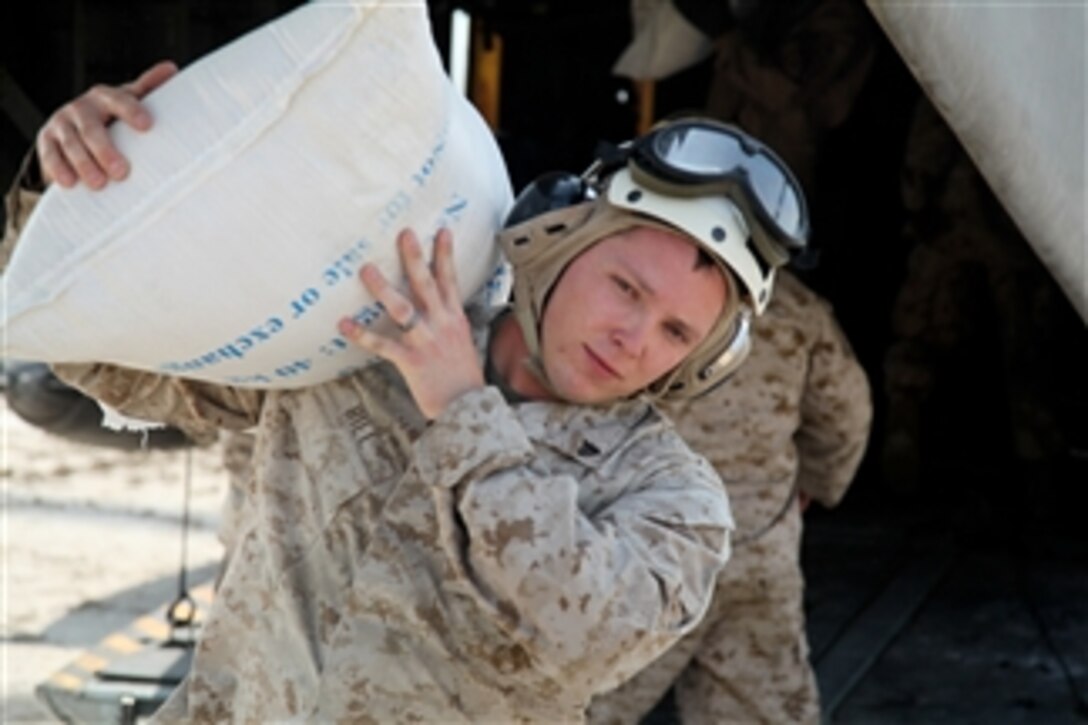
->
xmin=5 ymin=1 xmax=382 ymax=322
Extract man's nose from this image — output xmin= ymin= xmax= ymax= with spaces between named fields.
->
xmin=611 ymin=314 xmax=650 ymax=359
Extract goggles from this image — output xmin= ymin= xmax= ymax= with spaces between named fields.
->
xmin=591 ymin=118 xmax=809 ymax=268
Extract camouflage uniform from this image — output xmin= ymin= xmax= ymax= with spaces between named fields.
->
xmin=216 ymin=430 xmax=256 ymax=575
xmin=588 ymin=270 xmax=872 ymax=725
xmin=6 ymin=185 xmax=735 ymax=723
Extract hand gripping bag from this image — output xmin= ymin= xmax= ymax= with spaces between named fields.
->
xmin=2 ymin=0 xmax=513 ymax=388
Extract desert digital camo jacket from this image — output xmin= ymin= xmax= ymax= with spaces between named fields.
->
xmin=589 ymin=270 xmax=872 ymax=725
xmin=5 ymin=184 xmax=734 ymax=723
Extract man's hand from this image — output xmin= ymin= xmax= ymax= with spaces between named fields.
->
xmin=37 ymin=60 xmax=178 ymax=189
xmin=339 ymin=228 xmax=485 ymax=420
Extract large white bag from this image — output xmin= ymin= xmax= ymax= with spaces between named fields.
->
xmin=2 ymin=0 xmax=513 ymax=389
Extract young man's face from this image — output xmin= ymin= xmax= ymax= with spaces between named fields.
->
xmin=538 ymin=226 xmax=728 ymax=404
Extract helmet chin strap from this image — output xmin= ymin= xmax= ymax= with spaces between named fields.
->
xmin=521 ymin=354 xmax=563 ymax=401
xmin=485 ymin=309 xmax=565 ymax=403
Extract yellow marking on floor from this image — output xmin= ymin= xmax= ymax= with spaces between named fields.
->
xmin=73 ymin=652 xmax=108 ymax=673
xmin=48 ymin=672 xmax=84 ymax=690
xmin=102 ymin=633 xmax=142 ymax=654
xmin=135 ymin=615 xmax=170 ymax=640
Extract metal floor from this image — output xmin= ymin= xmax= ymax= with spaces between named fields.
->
xmin=639 ymin=463 xmax=1088 ymax=725
xmin=804 ymin=471 xmax=1088 ymax=725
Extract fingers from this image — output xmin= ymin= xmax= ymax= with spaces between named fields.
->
xmin=36 ymin=59 xmax=176 ymax=189
xmin=339 ymin=228 xmax=462 ymax=359
xmin=356 ymin=229 xmax=460 ymax=335
xmin=399 ymin=229 xmax=442 ymax=314
xmin=338 ymin=228 xmax=482 ymax=419
xmin=360 ymin=263 xmax=417 ymax=331
xmin=37 ymin=124 xmax=79 ymax=188
xmin=124 ymin=60 xmax=179 ymax=100
xmin=73 ymin=93 xmax=134 ymax=182
xmin=338 ymin=316 xmax=398 ymax=359
xmin=432 ymin=228 xmax=461 ymax=308
xmin=38 ymin=86 xmax=141 ymax=188
xmin=38 ymin=97 xmax=124 ymax=189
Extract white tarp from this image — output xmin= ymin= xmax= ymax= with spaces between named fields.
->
xmin=867 ymin=1 xmax=1087 ymax=323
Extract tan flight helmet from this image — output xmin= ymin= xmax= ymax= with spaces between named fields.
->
xmin=498 ymin=117 xmax=809 ymax=401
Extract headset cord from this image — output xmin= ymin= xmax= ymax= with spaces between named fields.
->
xmin=733 ymin=475 xmax=802 ymax=547
xmin=165 ymin=447 xmax=197 ymax=645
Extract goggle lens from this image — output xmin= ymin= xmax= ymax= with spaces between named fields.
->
xmin=647 ymin=124 xmax=806 ymax=248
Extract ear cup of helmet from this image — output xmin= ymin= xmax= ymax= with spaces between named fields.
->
xmin=656 ymin=307 xmax=752 ymax=400
xmin=697 ymin=310 xmax=752 ymax=390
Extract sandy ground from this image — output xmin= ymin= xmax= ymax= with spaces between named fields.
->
xmin=1 ymin=397 xmax=230 ymax=722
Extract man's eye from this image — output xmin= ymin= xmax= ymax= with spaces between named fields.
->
xmin=665 ymin=324 xmax=690 ymax=344
xmin=613 ymin=276 xmax=635 ymax=296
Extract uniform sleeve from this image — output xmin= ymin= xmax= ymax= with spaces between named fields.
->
xmin=51 ymin=363 xmax=265 ymax=441
xmin=795 ymin=301 xmax=873 ymax=508
xmin=414 ymin=387 xmax=733 ymax=694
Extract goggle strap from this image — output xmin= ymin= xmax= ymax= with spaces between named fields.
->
xmin=748 ymin=229 xmax=790 ymax=270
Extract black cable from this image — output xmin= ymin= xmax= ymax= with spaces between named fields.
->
xmin=165 ymin=448 xmax=196 ymax=643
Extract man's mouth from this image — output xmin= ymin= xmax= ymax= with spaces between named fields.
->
xmin=584 ymin=345 xmax=621 ymax=379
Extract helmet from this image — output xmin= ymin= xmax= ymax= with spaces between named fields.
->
xmin=497 ymin=117 xmax=809 ymax=400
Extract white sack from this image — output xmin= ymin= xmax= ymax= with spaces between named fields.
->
xmin=2 ymin=0 xmax=514 ymax=388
